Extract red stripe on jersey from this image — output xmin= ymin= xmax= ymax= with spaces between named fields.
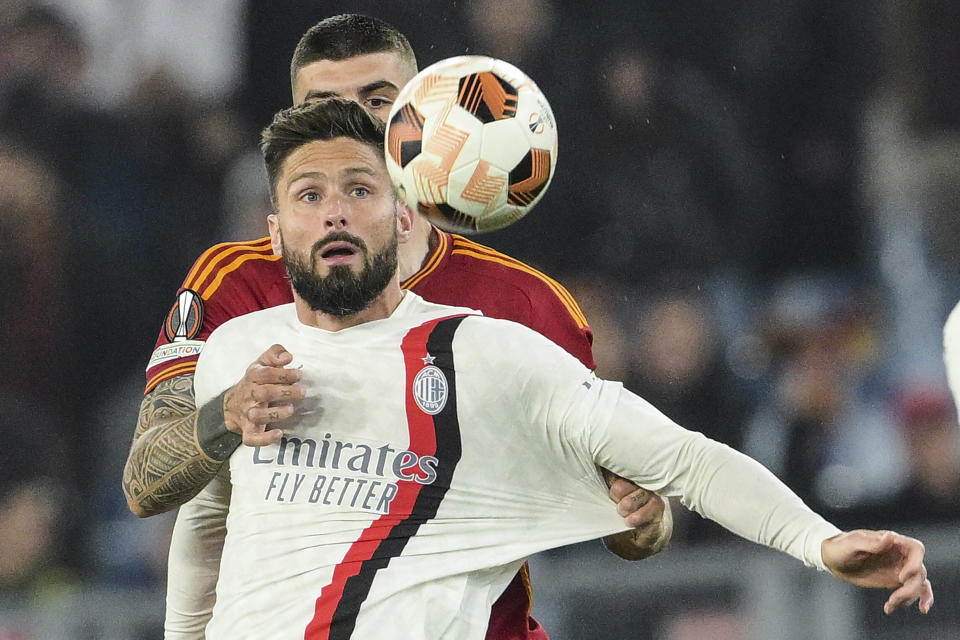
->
xmin=304 ymin=314 xmax=467 ymax=640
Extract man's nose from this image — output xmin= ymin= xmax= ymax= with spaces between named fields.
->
xmin=324 ymin=195 xmax=349 ymax=229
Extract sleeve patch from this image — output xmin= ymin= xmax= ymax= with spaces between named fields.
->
xmin=164 ymin=289 xmax=205 ymax=341
xmin=147 ymin=340 xmax=204 ymax=370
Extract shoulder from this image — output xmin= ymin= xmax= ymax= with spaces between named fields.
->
xmin=403 ymin=291 xmax=480 ymax=318
xmin=207 ymin=303 xmax=296 ymax=343
xmin=408 ymin=231 xmax=595 ymax=370
xmin=455 ymin=315 xmax=572 ymax=361
xmin=195 ymin=304 xmax=297 ymax=397
xmin=437 ymin=234 xmax=588 ymax=326
xmin=180 ymin=236 xmax=285 ymax=301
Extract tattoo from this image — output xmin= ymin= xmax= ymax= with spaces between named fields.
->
xmin=123 ymin=375 xmax=229 ymax=516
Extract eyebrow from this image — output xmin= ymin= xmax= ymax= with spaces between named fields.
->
xmin=286 ymin=167 xmax=377 ymax=187
xmin=302 ymin=89 xmax=339 ymax=102
xmin=342 ymin=166 xmax=379 ymax=178
xmin=356 ymin=80 xmax=400 ymax=97
xmin=302 ymin=80 xmax=400 ymax=103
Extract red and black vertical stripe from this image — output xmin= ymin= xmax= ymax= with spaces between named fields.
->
xmin=305 ymin=314 xmax=469 ymax=640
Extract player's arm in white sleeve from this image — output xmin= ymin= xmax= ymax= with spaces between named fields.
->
xmin=163 ymin=328 xmax=241 ymax=639
xmin=589 ymin=391 xmax=839 ymax=568
xmin=588 ymin=391 xmax=932 ymax=613
xmin=944 ymin=301 xmax=960 ymax=412
xmin=494 ymin=319 xmax=932 ymax=614
xmin=164 ymin=469 xmax=231 ymax=640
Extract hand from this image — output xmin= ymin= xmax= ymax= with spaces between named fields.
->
xmin=822 ymin=529 xmax=934 ymax=615
xmin=601 ymin=470 xmax=672 ymax=561
xmin=222 ymin=344 xmax=305 ymax=447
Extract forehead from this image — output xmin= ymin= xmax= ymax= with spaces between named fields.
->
xmin=279 ymin=138 xmax=388 ymax=183
xmin=292 ymin=52 xmax=416 ymax=101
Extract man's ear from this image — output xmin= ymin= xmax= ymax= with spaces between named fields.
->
xmin=397 ymin=200 xmax=414 ymax=244
xmin=268 ymin=214 xmax=282 ymax=255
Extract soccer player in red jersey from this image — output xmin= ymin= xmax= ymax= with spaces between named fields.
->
xmin=124 ymin=15 xmax=670 ymax=640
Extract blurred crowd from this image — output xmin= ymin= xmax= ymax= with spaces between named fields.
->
xmin=1 ymin=0 xmax=958 ymax=636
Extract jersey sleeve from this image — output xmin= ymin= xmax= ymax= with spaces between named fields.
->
xmin=165 ymin=468 xmax=231 ymax=639
xmin=585 ymin=390 xmax=841 ymax=570
xmin=144 ymin=238 xmax=278 ymax=394
xmin=524 ymin=274 xmax=596 ymax=371
xmin=436 ymin=235 xmax=596 ymax=370
xmin=485 ymin=318 xmax=841 ymax=570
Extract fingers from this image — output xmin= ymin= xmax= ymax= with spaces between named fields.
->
xmin=617 ymin=489 xmax=661 ymax=524
xmin=242 ymin=426 xmax=284 ymax=448
xmin=883 ymin=534 xmax=931 ymax=615
xmin=919 ymin=579 xmax=935 ymax=614
xmin=885 ymin=578 xmax=934 ymax=615
xmin=246 ymin=361 xmax=303 ymax=386
xmin=246 ymin=402 xmax=298 ymax=425
xmin=608 ymin=477 xmax=641 ymax=502
xmin=246 ymin=381 xmax=306 ymax=404
xmin=225 ymin=347 xmax=306 ymax=446
xmin=257 ymin=344 xmax=294 ymax=367
xmin=616 ymin=488 xmax=650 ymax=517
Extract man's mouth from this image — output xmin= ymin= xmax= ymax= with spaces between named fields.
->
xmin=319 ymin=241 xmax=359 ymax=265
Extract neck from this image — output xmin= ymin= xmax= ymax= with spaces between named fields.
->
xmin=293 ymin=277 xmax=406 ymax=331
xmin=397 ymin=214 xmax=436 ymax=281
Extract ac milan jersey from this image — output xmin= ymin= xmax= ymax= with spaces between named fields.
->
xmin=145 ymin=230 xmax=593 ymax=394
xmin=152 ymin=229 xmax=593 ymax=640
xmin=192 ymin=293 xmax=839 ymax=640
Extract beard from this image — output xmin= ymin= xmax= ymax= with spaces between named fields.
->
xmin=281 ymin=227 xmax=399 ymax=317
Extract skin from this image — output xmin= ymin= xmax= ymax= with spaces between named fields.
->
xmin=821 ymin=529 xmax=933 ymax=614
xmin=266 ymin=138 xmax=412 ymax=330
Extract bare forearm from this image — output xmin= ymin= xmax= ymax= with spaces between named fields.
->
xmin=123 ymin=375 xmax=239 ymax=517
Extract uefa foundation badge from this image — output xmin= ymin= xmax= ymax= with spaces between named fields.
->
xmin=413 ymin=354 xmax=448 ymax=415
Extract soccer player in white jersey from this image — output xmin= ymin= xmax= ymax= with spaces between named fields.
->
xmin=183 ymin=97 xmax=933 ymax=640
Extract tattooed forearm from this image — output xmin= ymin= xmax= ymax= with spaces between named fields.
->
xmin=123 ymin=375 xmax=236 ymax=517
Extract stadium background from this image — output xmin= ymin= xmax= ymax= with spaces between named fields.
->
xmin=1 ymin=0 xmax=957 ymax=637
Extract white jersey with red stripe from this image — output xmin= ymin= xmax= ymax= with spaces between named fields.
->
xmin=192 ymin=292 xmax=840 ymax=640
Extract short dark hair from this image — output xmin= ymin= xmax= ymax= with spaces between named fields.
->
xmin=290 ymin=14 xmax=417 ymax=87
xmin=260 ymin=97 xmax=386 ymax=205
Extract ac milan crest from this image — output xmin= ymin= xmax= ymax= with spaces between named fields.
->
xmin=413 ymin=362 xmax=448 ymax=415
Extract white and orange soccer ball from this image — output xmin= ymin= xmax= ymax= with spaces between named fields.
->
xmin=385 ymin=55 xmax=558 ymax=234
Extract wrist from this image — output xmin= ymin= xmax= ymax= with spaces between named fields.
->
xmin=197 ymin=389 xmax=242 ymax=461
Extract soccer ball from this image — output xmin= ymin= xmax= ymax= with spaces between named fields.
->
xmin=385 ymin=55 xmax=558 ymax=234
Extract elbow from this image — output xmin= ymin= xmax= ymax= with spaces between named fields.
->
xmin=122 ymin=481 xmax=166 ymax=518
xmin=124 ymin=491 xmax=151 ymax=518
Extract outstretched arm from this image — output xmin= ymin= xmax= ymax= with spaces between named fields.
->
xmin=591 ymin=390 xmax=933 ymax=614
xmin=123 ymin=345 xmax=304 ymax=517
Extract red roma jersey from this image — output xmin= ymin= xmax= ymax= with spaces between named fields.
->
xmin=144 ymin=228 xmax=596 ymax=640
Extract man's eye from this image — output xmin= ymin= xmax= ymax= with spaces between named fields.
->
xmin=303 ymin=192 xmax=319 ymax=202
xmin=352 ymin=187 xmax=370 ymax=197
xmin=367 ymin=97 xmax=390 ymax=109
